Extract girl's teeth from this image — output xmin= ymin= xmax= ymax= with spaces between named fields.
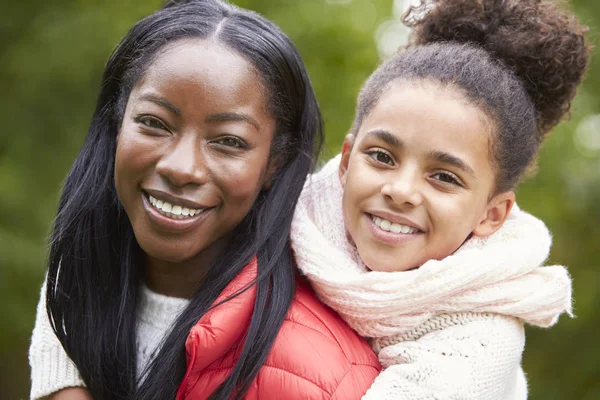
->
xmin=372 ymin=215 xmax=418 ymax=234
xmin=148 ymin=195 xmax=202 ymax=219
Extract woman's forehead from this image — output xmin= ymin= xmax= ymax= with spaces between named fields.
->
xmin=129 ymin=39 xmax=271 ymax=122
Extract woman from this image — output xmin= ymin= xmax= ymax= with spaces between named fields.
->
xmin=29 ymin=0 xmax=380 ymax=399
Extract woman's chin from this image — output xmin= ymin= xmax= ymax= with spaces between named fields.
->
xmin=139 ymin=242 xmax=195 ymax=265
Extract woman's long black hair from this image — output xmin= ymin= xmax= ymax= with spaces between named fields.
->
xmin=45 ymin=1 xmax=323 ymax=398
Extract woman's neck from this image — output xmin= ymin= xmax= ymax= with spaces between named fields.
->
xmin=143 ymin=235 xmax=230 ymax=298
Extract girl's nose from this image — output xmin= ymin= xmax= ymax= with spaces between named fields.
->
xmin=155 ymin=135 xmax=208 ymax=187
xmin=380 ymin=165 xmax=424 ymax=208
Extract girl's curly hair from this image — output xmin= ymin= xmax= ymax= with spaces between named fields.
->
xmin=353 ymin=0 xmax=591 ymax=192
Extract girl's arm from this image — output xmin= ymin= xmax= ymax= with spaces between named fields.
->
xmin=29 ymin=279 xmax=86 ymax=400
xmin=363 ymin=313 xmax=527 ymax=400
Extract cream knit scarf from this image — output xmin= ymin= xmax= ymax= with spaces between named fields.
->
xmin=291 ymin=155 xmax=573 ymax=339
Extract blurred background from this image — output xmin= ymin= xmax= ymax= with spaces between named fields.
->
xmin=1 ymin=0 xmax=598 ymax=398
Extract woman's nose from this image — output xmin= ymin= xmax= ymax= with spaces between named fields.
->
xmin=155 ymin=135 xmax=208 ymax=187
xmin=380 ymin=165 xmax=424 ymax=208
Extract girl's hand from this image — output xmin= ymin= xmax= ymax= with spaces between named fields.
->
xmin=45 ymin=387 xmax=93 ymax=400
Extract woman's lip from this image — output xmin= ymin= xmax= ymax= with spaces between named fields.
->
xmin=143 ymin=188 xmax=207 ymax=210
xmin=142 ymin=193 xmax=212 ymax=232
xmin=365 ymin=213 xmax=423 ymax=245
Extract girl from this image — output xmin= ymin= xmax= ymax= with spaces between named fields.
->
xmin=292 ymin=0 xmax=590 ymax=398
xmin=29 ymin=1 xmax=380 ymax=399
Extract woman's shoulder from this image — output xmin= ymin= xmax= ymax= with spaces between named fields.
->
xmin=178 ymin=267 xmax=380 ymax=400
xmin=286 ymin=277 xmax=379 ymax=363
xmin=254 ymin=277 xmax=380 ymax=399
xmin=287 ymin=277 xmax=379 ymax=361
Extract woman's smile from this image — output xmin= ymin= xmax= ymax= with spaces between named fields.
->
xmin=141 ymin=191 xmax=213 ymax=232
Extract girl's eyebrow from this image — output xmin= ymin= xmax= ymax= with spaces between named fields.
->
xmin=138 ymin=94 xmax=181 ymax=116
xmin=366 ymin=129 xmax=401 ymax=148
xmin=428 ymin=150 xmax=476 ymax=178
xmin=366 ymin=129 xmax=476 ymax=179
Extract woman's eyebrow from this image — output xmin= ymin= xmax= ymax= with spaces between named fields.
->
xmin=428 ymin=150 xmax=476 ymax=178
xmin=138 ymin=94 xmax=181 ymax=116
xmin=205 ymin=112 xmax=260 ymax=131
xmin=136 ymin=95 xmax=260 ymax=131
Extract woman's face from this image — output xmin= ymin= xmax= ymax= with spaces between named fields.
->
xmin=115 ymin=39 xmax=276 ymax=271
xmin=340 ymin=80 xmax=512 ymax=272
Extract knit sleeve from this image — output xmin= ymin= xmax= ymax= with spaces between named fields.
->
xmin=29 ymin=278 xmax=85 ymax=400
xmin=362 ymin=314 xmax=528 ymax=400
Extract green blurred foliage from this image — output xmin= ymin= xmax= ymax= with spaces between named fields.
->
xmin=0 ymin=0 xmax=598 ymax=398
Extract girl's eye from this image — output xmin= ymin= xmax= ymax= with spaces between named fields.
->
xmin=136 ymin=116 xmax=168 ymax=131
xmin=368 ymin=150 xmax=394 ymax=166
xmin=216 ymin=136 xmax=247 ymax=149
xmin=432 ymin=172 xmax=461 ymax=186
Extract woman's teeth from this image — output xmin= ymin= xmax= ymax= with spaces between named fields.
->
xmin=373 ymin=216 xmax=419 ymax=234
xmin=148 ymin=195 xmax=203 ymax=219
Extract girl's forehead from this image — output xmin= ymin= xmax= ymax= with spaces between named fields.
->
xmin=357 ymin=82 xmax=495 ymax=177
xmin=360 ymin=81 xmax=492 ymax=148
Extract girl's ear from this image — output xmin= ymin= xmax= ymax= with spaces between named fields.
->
xmin=472 ymin=191 xmax=515 ymax=237
xmin=339 ymin=134 xmax=355 ymax=187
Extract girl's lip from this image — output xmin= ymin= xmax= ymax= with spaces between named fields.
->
xmin=142 ymin=193 xmax=212 ymax=232
xmin=367 ymin=211 xmax=425 ymax=232
xmin=365 ymin=213 xmax=423 ymax=245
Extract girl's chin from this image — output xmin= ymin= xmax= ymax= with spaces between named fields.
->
xmin=360 ymin=252 xmax=419 ymax=272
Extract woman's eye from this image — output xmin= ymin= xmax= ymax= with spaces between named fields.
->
xmin=368 ymin=150 xmax=394 ymax=166
xmin=432 ymin=172 xmax=460 ymax=186
xmin=216 ymin=136 xmax=247 ymax=149
xmin=137 ymin=116 xmax=167 ymax=130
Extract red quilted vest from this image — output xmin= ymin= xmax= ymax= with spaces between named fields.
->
xmin=176 ymin=258 xmax=380 ymax=399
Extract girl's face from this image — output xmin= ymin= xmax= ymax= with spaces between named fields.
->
xmin=115 ymin=39 xmax=276 ymax=275
xmin=340 ymin=81 xmax=513 ymax=272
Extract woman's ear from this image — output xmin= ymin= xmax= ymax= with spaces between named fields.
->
xmin=472 ymin=191 xmax=515 ymax=237
xmin=262 ymin=155 xmax=282 ymax=190
xmin=339 ymin=134 xmax=355 ymax=187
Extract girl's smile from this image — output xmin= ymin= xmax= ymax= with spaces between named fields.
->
xmin=365 ymin=211 xmax=424 ymax=245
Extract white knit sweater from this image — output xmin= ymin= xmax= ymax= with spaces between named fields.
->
xmin=291 ymin=155 xmax=573 ymax=400
xmin=28 ymin=280 xmax=189 ymax=399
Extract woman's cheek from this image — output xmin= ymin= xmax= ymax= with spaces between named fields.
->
xmin=217 ymin=158 xmax=268 ymax=199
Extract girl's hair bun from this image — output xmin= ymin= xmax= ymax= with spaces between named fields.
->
xmin=404 ymin=0 xmax=590 ymax=135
